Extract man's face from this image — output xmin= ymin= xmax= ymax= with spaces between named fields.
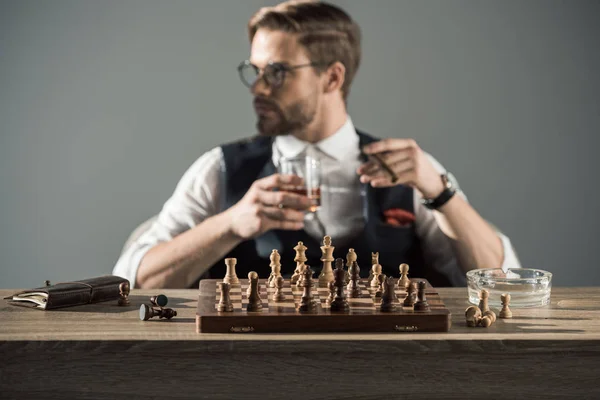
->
xmin=249 ymin=29 xmax=321 ymax=136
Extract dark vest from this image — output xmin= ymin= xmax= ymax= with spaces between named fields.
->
xmin=192 ymin=130 xmax=461 ymax=287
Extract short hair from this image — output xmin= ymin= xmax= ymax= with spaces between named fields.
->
xmin=248 ymin=0 xmax=362 ymax=100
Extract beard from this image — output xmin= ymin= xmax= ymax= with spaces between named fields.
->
xmin=254 ymin=95 xmax=317 ymax=137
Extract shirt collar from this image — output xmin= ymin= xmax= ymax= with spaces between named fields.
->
xmin=273 ymin=116 xmax=358 ymax=161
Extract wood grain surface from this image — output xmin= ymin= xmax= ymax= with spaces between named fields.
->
xmin=2 ymin=287 xmax=600 ymax=399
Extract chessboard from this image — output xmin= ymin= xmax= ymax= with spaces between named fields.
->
xmin=196 ymin=278 xmax=451 ymax=333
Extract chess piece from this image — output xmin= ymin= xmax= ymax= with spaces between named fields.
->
xmin=478 ymin=289 xmax=490 ymax=313
xmin=150 ymin=294 xmax=168 ymax=308
xmin=374 ymin=274 xmax=385 ymax=299
xmin=246 ymin=271 xmax=263 ymax=312
xmin=402 ymin=282 xmax=417 ymax=307
xmin=346 ymin=261 xmax=361 ymax=298
xmin=397 ymin=263 xmax=410 ymax=289
xmin=298 ymin=266 xmax=319 ymax=312
xmin=318 ymin=236 xmax=335 ymax=288
xmin=139 ymin=304 xmax=177 ymax=321
xmin=370 ymin=263 xmax=382 ymax=290
xmin=499 ymin=293 xmax=513 ymax=319
xmin=333 ymin=258 xmax=346 ymax=284
xmin=345 ymin=248 xmax=357 ymax=281
xmin=380 ymin=276 xmax=399 ymax=312
xmin=291 ymin=241 xmax=307 ymax=285
xmin=267 ymin=249 xmax=282 ymax=288
xmin=217 ymin=282 xmax=234 ymax=312
xmin=414 ymin=281 xmax=430 ymax=312
xmin=118 ymin=282 xmax=130 ymax=306
xmin=465 ymin=306 xmax=482 ymax=327
xmin=223 ymin=258 xmax=240 ymax=286
xmin=480 ymin=315 xmax=493 ymax=327
xmin=367 ymin=252 xmax=379 ymax=286
xmin=330 ymin=260 xmax=350 ymax=312
xmin=483 ymin=310 xmax=496 ymax=324
xmin=272 ymin=276 xmax=286 ymax=302
xmin=326 ymin=280 xmax=336 ymax=305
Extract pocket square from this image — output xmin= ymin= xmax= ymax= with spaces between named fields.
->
xmin=383 ymin=208 xmax=415 ymax=227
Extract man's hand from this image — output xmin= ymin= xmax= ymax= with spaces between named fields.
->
xmin=358 ymin=138 xmax=444 ymax=199
xmin=226 ymin=173 xmax=311 ymax=240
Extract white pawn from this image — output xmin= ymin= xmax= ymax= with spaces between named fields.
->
xmin=499 ymin=293 xmax=512 ymax=319
xmin=370 ymin=263 xmax=382 ymax=289
xmin=397 ymin=263 xmax=410 ymax=289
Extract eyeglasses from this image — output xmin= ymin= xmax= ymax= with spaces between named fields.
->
xmin=237 ymin=60 xmax=327 ymax=88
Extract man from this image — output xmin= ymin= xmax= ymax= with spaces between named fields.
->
xmin=113 ymin=0 xmax=520 ymax=289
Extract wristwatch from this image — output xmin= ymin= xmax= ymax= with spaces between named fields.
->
xmin=421 ymin=173 xmax=457 ymax=210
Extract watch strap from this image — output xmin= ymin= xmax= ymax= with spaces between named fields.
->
xmin=421 ymin=174 xmax=456 ymax=210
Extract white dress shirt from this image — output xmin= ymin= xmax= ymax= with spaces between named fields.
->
xmin=113 ymin=116 xmax=521 ymax=287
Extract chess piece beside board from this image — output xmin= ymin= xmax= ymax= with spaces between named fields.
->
xmin=465 ymin=289 xmax=512 ymax=328
xmin=196 ymin=236 xmax=451 ymax=333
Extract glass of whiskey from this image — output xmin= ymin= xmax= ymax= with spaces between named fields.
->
xmin=277 ymin=155 xmax=321 ymax=213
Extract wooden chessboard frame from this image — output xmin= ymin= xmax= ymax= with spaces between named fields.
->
xmin=196 ymin=279 xmax=451 ymax=333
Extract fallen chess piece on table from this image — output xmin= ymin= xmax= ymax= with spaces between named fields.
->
xmin=150 ymin=294 xmax=168 ymax=308
xmin=465 ymin=305 xmax=496 ymax=328
xmin=139 ymin=304 xmax=177 ymax=321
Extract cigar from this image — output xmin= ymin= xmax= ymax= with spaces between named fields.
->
xmin=369 ymin=153 xmax=398 ymax=183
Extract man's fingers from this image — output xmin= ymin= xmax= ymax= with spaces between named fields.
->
xmin=255 ymin=173 xmax=304 ymax=191
xmin=260 ymin=206 xmax=306 ymax=223
xmin=265 ymin=219 xmax=305 ymax=232
xmin=356 ymin=160 xmax=381 ymax=176
xmin=368 ymin=172 xmax=415 ymax=188
xmin=257 ymin=190 xmax=311 ymax=209
xmin=359 ymin=157 xmax=414 ymax=182
xmin=382 ymin=150 xmax=413 ymax=166
xmin=359 ymin=172 xmax=385 ymax=184
xmin=388 ymin=159 xmax=414 ymax=175
xmin=362 ymin=138 xmax=417 ymax=155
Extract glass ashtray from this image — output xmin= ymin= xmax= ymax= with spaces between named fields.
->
xmin=466 ymin=268 xmax=552 ymax=308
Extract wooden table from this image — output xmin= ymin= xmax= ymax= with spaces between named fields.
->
xmin=1 ymin=287 xmax=599 ymax=399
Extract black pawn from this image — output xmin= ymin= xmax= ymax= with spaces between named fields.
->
xmin=330 ymin=261 xmax=350 ymax=312
xmin=326 ymin=280 xmax=335 ymax=305
xmin=414 ymin=281 xmax=430 ymax=312
xmin=246 ymin=271 xmax=263 ymax=312
xmin=118 ymin=282 xmax=130 ymax=306
xmin=403 ymin=282 xmax=417 ymax=307
xmin=346 ymin=261 xmax=361 ymax=298
xmin=298 ymin=265 xmax=318 ymax=312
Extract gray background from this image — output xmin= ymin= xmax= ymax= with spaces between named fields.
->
xmin=1 ymin=0 xmax=598 ymax=288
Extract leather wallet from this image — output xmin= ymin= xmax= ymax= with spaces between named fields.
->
xmin=4 ymin=275 xmax=130 ymax=310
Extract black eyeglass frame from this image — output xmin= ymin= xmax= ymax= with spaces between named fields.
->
xmin=237 ymin=60 xmax=329 ymax=88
